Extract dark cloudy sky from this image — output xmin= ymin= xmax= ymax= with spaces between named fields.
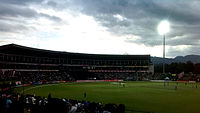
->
xmin=0 ymin=0 xmax=200 ymax=58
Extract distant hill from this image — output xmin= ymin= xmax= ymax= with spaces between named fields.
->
xmin=151 ymin=55 xmax=200 ymax=65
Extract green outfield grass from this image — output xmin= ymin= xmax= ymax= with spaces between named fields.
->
xmin=14 ymin=81 xmax=200 ymax=113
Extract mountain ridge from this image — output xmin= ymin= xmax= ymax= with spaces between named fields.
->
xmin=151 ymin=55 xmax=200 ymax=65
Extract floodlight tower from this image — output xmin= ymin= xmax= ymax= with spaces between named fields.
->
xmin=158 ymin=20 xmax=170 ymax=74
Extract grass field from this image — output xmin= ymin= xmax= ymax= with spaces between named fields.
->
xmin=14 ymin=81 xmax=200 ymax=113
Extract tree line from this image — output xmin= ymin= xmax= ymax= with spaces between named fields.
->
xmin=154 ymin=61 xmax=200 ymax=74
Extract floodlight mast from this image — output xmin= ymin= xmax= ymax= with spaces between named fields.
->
xmin=158 ymin=20 xmax=170 ymax=74
xmin=163 ymin=34 xmax=165 ymax=74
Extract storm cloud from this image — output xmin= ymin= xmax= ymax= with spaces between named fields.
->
xmin=73 ymin=0 xmax=200 ymax=46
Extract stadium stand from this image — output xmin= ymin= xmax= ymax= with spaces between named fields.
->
xmin=0 ymin=44 xmax=153 ymax=81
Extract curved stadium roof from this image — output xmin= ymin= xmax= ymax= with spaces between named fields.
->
xmin=0 ymin=44 xmax=150 ymax=61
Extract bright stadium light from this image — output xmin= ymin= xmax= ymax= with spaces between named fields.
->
xmin=158 ymin=20 xmax=170 ymax=35
xmin=157 ymin=20 xmax=170 ymax=74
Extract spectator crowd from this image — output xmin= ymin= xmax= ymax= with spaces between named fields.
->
xmin=0 ymin=71 xmax=75 ymax=84
xmin=0 ymin=92 xmax=125 ymax=113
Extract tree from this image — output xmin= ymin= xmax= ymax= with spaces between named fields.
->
xmin=194 ymin=63 xmax=200 ymax=74
xmin=184 ymin=61 xmax=194 ymax=73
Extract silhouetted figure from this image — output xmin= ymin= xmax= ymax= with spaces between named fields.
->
xmin=175 ymin=85 xmax=178 ymax=90
xmin=123 ymin=83 xmax=125 ymax=88
xmin=48 ymin=93 xmax=51 ymax=101
xmin=84 ymin=92 xmax=86 ymax=98
xmin=117 ymin=104 xmax=125 ymax=113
